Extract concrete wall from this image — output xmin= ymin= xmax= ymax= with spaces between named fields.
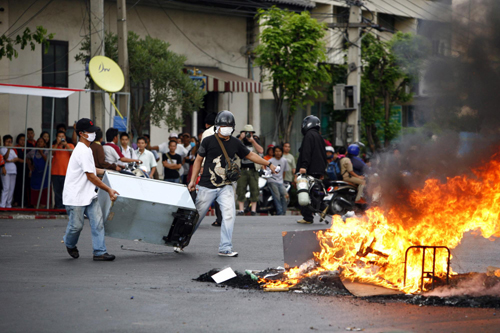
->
xmin=1 ymin=0 xmax=254 ymax=144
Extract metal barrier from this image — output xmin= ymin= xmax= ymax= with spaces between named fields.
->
xmin=1 ymin=89 xmax=130 ymax=210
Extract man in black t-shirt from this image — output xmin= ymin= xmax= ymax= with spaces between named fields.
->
xmin=162 ymin=141 xmax=182 ymax=183
xmin=187 ymin=111 xmax=276 ymax=257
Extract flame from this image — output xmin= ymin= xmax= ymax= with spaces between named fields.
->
xmin=261 ymin=150 xmax=500 ymax=293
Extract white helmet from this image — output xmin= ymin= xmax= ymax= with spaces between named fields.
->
xmin=325 ymin=146 xmax=335 ymax=153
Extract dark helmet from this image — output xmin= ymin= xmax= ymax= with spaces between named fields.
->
xmin=214 ymin=110 xmax=236 ymax=134
xmin=348 ymin=144 xmax=360 ymax=156
xmin=301 ymin=115 xmax=320 ymax=135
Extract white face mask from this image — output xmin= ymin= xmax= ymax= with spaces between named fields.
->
xmin=86 ymin=132 xmax=96 ymax=142
xmin=218 ymin=126 xmax=233 ymax=137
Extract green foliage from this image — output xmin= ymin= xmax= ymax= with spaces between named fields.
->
xmin=254 ymin=7 xmax=331 ymax=142
xmin=75 ymin=31 xmax=205 ymax=135
xmin=0 ymin=26 xmax=54 ymax=60
xmin=361 ymin=32 xmax=429 ymax=152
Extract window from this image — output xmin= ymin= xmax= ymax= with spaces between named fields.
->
xmin=42 ymin=40 xmax=68 ymax=132
xmin=378 ymin=13 xmax=395 ymax=32
xmin=334 ymin=6 xmax=349 ymax=25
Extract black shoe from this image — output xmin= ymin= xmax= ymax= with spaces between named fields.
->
xmin=66 ymin=246 xmax=79 ymax=259
xmin=236 ymin=211 xmax=245 ymax=216
xmin=93 ymin=253 xmax=116 ymax=261
xmin=250 ymin=211 xmax=257 ymax=216
xmin=211 ymin=220 xmax=221 ymax=227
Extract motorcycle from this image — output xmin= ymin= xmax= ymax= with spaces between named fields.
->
xmin=296 ymin=174 xmax=362 ymax=224
xmin=244 ymin=167 xmax=291 ymax=215
xmin=119 ymin=162 xmax=149 ymax=178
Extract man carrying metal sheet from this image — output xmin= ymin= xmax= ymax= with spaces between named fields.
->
xmin=62 ymin=118 xmax=120 ymax=261
xmin=187 ymin=111 xmax=276 ymax=257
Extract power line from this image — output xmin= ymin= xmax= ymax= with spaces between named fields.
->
xmin=134 ymin=7 xmax=151 ymax=36
xmin=8 ymin=0 xmax=55 ymax=38
xmin=155 ymin=0 xmax=249 ymax=69
xmin=2 ymin=0 xmax=40 ymax=36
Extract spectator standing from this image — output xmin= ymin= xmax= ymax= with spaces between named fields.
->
xmin=13 ymin=134 xmax=29 ymax=207
xmin=90 ymin=129 xmax=121 ymax=171
xmin=135 ymin=137 xmax=157 ymax=178
xmin=282 ymin=142 xmax=296 ymax=183
xmin=187 ymin=111 xmax=276 ymax=256
xmin=27 ymin=128 xmax=36 ymax=147
xmin=51 ymin=131 xmax=74 ymax=209
xmin=143 ymin=134 xmax=160 ymax=179
xmin=236 ymin=124 xmax=264 ymax=216
xmin=63 ymin=118 xmax=119 ymax=261
xmin=296 ymin=116 xmax=327 ymax=224
xmin=180 ymin=133 xmax=193 ymax=184
xmin=1 ymin=135 xmax=22 ymax=208
xmin=162 ymin=141 xmax=182 ymax=183
xmin=26 ymin=138 xmax=51 ymax=208
xmin=264 ymin=144 xmax=274 ymax=161
xmin=40 ymin=131 xmax=50 ymax=148
xmin=119 ymin=132 xmax=138 ymax=160
xmin=266 ymin=146 xmax=289 ymax=215
xmin=53 ymin=123 xmax=75 ymax=145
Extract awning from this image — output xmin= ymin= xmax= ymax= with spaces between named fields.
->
xmin=196 ymin=67 xmax=262 ymax=93
xmin=0 ymin=83 xmax=84 ymax=98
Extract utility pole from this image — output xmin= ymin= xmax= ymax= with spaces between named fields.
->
xmin=117 ymin=0 xmax=130 ymax=129
xmin=346 ymin=1 xmax=362 ymax=143
xmin=90 ymin=0 xmax=105 ymax=129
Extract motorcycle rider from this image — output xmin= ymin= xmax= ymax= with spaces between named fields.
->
xmin=340 ymin=144 xmax=366 ymax=203
xmin=296 ymin=115 xmax=327 ymax=224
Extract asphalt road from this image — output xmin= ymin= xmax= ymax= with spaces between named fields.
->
xmin=1 ymin=215 xmax=499 ymax=333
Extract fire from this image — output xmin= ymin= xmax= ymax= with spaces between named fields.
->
xmin=261 ymin=150 xmax=500 ymax=293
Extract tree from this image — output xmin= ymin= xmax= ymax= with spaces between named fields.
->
xmin=254 ymin=7 xmax=331 ymax=143
xmin=75 ymin=31 xmax=205 ymax=136
xmin=361 ymin=32 xmax=429 ymax=152
xmin=0 ymin=26 xmax=54 ymax=60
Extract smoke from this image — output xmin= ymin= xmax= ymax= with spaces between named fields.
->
xmin=370 ymin=0 xmax=500 ymax=217
xmin=425 ymin=273 xmax=500 ymax=297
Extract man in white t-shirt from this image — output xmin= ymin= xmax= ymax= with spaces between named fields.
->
xmin=63 ymin=118 xmax=120 ymax=261
xmin=135 ymin=136 xmax=157 ymax=178
xmin=119 ymin=132 xmax=138 ymax=160
xmin=103 ymin=128 xmax=141 ymax=168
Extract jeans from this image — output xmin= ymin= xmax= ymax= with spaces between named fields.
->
xmin=193 ymin=185 xmax=235 ymax=252
xmin=268 ymin=182 xmax=288 ymax=215
xmin=63 ymin=197 xmax=107 ymax=256
xmin=165 ymin=178 xmax=180 ymax=183
xmin=52 ymin=175 xmax=66 ymax=209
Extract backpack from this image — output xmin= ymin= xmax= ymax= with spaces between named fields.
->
xmin=326 ymin=159 xmax=342 ymax=180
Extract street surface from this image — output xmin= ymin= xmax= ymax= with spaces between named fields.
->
xmin=1 ymin=215 xmax=499 ymax=333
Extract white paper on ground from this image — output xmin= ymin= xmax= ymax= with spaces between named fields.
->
xmin=211 ymin=267 xmax=237 ymax=284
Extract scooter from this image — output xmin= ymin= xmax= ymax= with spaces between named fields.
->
xmin=244 ymin=167 xmax=291 ymax=215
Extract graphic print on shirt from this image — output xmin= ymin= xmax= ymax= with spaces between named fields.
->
xmin=209 ymin=154 xmax=229 ymax=187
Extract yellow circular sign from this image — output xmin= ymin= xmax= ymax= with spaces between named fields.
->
xmin=88 ymin=56 xmax=125 ymax=92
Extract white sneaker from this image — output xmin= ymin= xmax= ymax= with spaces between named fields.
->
xmin=173 ymin=247 xmax=184 ymax=253
xmin=218 ymin=251 xmax=238 ymax=257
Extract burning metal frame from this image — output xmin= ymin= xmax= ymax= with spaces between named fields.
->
xmin=403 ymin=246 xmax=451 ymax=291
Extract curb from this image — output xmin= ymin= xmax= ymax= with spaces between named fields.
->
xmin=0 ymin=215 xmax=68 ymax=220
xmin=0 ymin=210 xmax=301 ymax=220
